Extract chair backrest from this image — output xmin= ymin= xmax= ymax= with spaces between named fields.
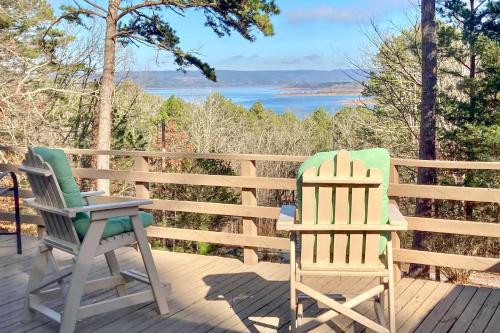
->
xmin=21 ymin=147 xmax=81 ymax=247
xmin=298 ymin=149 xmax=385 ymax=267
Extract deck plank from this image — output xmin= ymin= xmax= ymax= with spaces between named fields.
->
xmin=432 ymin=286 xmax=478 ymax=333
xmin=398 ymin=282 xmax=454 ymax=333
xmin=467 ymin=289 xmax=500 ymax=333
xmin=484 ymin=304 xmax=500 ymax=333
xmin=415 ymin=284 xmax=465 ymax=333
xmin=396 ymin=280 xmax=441 ymax=331
xmin=450 ymin=287 xmax=492 ymax=333
xmin=185 ymin=262 xmax=289 ymax=333
xmin=1 ymin=236 xmax=498 ymax=333
xmin=144 ymin=262 xmax=286 ymax=333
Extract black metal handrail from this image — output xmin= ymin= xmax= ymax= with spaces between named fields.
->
xmin=0 ymin=171 xmax=21 ymax=254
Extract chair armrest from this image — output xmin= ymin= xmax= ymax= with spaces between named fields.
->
xmin=388 ymin=203 xmax=408 ymax=229
xmin=81 ymin=190 xmax=105 ymax=198
xmin=23 ymin=198 xmax=73 ymax=217
xmin=276 ymin=205 xmax=296 ymax=231
xmin=277 ymin=224 xmax=407 ymax=231
xmin=25 ymin=197 xmax=153 ymax=219
xmin=65 ymin=198 xmax=153 ymax=217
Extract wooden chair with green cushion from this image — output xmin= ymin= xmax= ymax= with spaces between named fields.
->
xmin=19 ymin=146 xmax=169 ymax=333
xmin=277 ymin=149 xmax=407 ymax=333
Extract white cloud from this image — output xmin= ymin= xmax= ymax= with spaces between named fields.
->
xmin=286 ymin=1 xmax=409 ymax=24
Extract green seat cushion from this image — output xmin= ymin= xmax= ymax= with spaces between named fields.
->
xmin=73 ymin=211 xmax=153 ymax=239
xmin=34 ymin=147 xmax=153 ymax=239
xmin=296 ymin=148 xmax=390 ymax=254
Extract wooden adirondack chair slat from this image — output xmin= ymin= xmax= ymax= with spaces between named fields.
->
xmin=348 ymin=159 xmax=366 ymax=264
xmin=365 ymin=168 xmax=383 ymax=264
xmin=316 ymin=160 xmax=334 ymax=264
xmin=333 ymin=149 xmax=350 ymax=263
xmin=300 ymin=166 xmax=316 ymax=265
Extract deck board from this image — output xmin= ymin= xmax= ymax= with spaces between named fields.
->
xmin=466 ymin=289 xmax=500 ymax=333
xmin=449 ymin=287 xmax=492 ymax=333
xmin=483 ymin=304 xmax=500 ymax=333
xmin=398 ymin=281 xmax=454 ymax=333
xmin=0 ymin=235 xmax=498 ymax=333
xmin=432 ymin=286 xmax=478 ymax=332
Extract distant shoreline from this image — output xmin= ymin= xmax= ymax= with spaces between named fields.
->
xmin=275 ymin=91 xmax=363 ymax=97
xmin=342 ymin=97 xmax=374 ymax=106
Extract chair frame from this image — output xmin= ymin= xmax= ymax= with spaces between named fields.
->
xmin=277 ymin=150 xmax=407 ymax=333
xmin=19 ymin=147 xmax=169 ymax=333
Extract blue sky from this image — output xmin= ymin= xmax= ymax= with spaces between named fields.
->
xmin=50 ymin=0 xmax=416 ymax=71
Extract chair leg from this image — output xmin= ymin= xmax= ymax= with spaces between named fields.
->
xmin=387 ymin=275 xmax=396 ymax=332
xmin=386 ymin=238 xmax=397 ymax=333
xmin=379 ymin=277 xmax=387 ymax=321
xmin=297 ymin=302 xmax=304 ymax=326
xmin=47 ymin=250 xmax=69 ymax=297
xmin=289 ymin=236 xmax=297 ymax=332
xmin=105 ymin=250 xmax=128 ymax=296
xmin=290 ymin=281 xmax=297 ymax=332
xmin=59 ymin=220 xmax=106 ymax=333
xmin=23 ymin=246 xmax=50 ymax=323
xmin=131 ymin=215 xmax=169 ymax=315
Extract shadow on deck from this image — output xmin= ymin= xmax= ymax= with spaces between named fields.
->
xmin=0 ymin=236 xmax=498 ymax=333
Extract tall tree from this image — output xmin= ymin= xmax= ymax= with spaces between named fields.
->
xmin=0 ymin=0 xmax=79 ymax=146
xmin=437 ymin=0 xmax=499 ymax=219
xmin=50 ymin=0 xmax=279 ymax=192
xmin=413 ymin=0 xmax=438 ymax=258
xmin=437 ymin=2 xmax=499 ymax=153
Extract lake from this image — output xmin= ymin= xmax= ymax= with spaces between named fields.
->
xmin=145 ymin=86 xmax=363 ymax=118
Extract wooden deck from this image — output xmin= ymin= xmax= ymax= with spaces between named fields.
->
xmin=1 ymin=236 xmax=498 ymax=333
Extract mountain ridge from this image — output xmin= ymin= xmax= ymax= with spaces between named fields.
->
xmin=116 ymin=69 xmax=366 ymax=88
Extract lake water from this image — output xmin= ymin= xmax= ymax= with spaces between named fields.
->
xmin=146 ymin=86 xmax=362 ymax=118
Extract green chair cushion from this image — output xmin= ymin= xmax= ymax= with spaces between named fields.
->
xmin=34 ymin=146 xmax=153 ymax=239
xmin=73 ymin=211 xmax=153 ymax=239
xmin=296 ymin=148 xmax=390 ymax=254
xmin=33 ymin=147 xmax=84 ymax=209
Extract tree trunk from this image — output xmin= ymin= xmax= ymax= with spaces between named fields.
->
xmin=96 ymin=2 xmax=118 ymax=194
xmin=464 ymin=0 xmax=477 ymax=221
xmin=412 ymin=0 xmax=437 ymax=275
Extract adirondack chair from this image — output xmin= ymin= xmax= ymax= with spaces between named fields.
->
xmin=277 ymin=149 xmax=407 ymax=333
xmin=19 ymin=147 xmax=169 ymax=333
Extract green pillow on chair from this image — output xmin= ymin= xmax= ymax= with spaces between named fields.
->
xmin=34 ymin=147 xmax=153 ymax=239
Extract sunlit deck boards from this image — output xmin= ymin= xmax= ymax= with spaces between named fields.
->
xmin=0 ymin=236 xmax=498 ymax=333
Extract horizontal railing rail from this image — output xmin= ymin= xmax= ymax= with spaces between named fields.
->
xmin=0 ymin=146 xmax=498 ymax=272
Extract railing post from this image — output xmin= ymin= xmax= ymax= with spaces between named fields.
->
xmin=241 ymin=159 xmax=258 ymax=265
xmin=390 ymin=164 xmax=402 ymax=282
xmin=133 ymin=156 xmax=150 ymax=199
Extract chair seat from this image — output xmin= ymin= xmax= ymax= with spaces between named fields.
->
xmin=73 ymin=211 xmax=153 ymax=239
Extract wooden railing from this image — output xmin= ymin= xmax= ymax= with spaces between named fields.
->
xmin=0 ymin=146 xmax=499 ymax=275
